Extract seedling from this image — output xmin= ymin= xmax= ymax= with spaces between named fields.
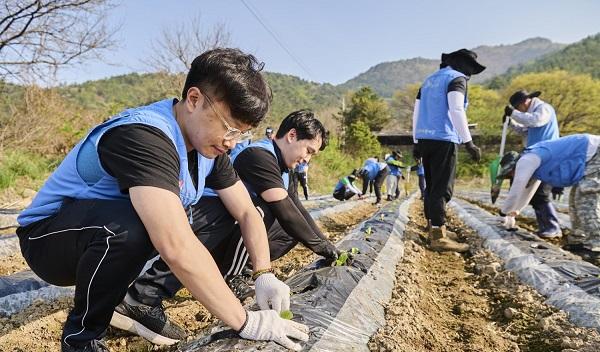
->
xmin=351 ymin=247 xmax=360 ymax=255
xmin=280 ymin=310 xmax=294 ymax=320
xmin=335 ymin=251 xmax=350 ymax=266
xmin=380 ymin=213 xmax=385 ymax=221
xmin=365 ymin=226 xmax=372 ymax=238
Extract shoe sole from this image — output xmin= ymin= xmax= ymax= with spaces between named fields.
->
xmin=110 ymin=311 xmax=179 ymax=346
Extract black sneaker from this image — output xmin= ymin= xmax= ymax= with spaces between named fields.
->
xmin=226 ymin=274 xmax=255 ymax=301
xmin=61 ymin=339 xmax=110 ymax=352
xmin=110 ymin=301 xmax=186 ymax=345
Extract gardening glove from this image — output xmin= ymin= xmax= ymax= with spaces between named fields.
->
xmin=463 ymin=140 xmax=481 ymax=162
xmin=503 ymin=216 xmax=516 ymax=230
xmin=255 ymin=273 xmax=290 ymax=313
xmin=312 ymin=241 xmax=340 ymax=264
xmin=239 ymin=310 xmax=309 ymax=351
xmin=504 ymin=105 xmax=514 ymax=119
xmin=412 ymin=144 xmax=420 ymax=160
xmin=551 ymin=187 xmax=564 ymax=201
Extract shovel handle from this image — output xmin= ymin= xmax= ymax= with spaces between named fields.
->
xmin=499 ymin=115 xmax=509 ymax=156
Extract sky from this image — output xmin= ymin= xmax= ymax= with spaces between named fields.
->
xmin=55 ymin=0 xmax=600 ymax=86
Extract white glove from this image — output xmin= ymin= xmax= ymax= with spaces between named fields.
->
xmin=255 ymin=273 xmax=290 ymax=312
xmin=503 ymin=216 xmax=516 ymax=230
xmin=239 ymin=310 xmax=310 ymax=351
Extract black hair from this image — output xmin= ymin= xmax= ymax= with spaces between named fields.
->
xmin=275 ymin=109 xmax=329 ymax=151
xmin=182 ymin=48 xmax=272 ymax=127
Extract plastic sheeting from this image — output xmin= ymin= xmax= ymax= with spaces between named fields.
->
xmin=179 ymin=194 xmax=414 ymax=352
xmin=0 ymin=209 xmax=19 ymax=230
xmin=450 ymin=198 xmax=600 ymax=330
xmin=0 ymin=234 xmax=19 ymax=258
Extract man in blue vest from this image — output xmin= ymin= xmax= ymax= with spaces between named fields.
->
xmin=385 ymin=151 xmax=404 ymax=201
xmin=412 ymin=49 xmax=484 ymax=253
xmin=16 ymin=49 xmax=308 ymax=352
xmin=293 ymin=161 xmax=310 ymax=200
xmin=118 ymin=110 xmax=336 ymax=345
xmin=498 ymin=134 xmax=600 ymax=260
xmin=359 ymin=157 xmax=389 ymax=205
xmin=504 ymin=90 xmax=561 ymax=238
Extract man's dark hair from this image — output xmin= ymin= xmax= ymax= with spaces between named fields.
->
xmin=275 ymin=109 xmax=329 ymax=151
xmin=182 ymin=48 xmax=272 ymax=127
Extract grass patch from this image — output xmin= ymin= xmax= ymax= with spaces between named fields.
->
xmin=0 ymin=149 xmax=57 ymax=190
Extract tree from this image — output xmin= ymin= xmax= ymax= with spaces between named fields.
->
xmin=463 ymin=84 xmax=503 ymax=136
xmin=389 ymin=83 xmax=420 ymax=132
xmin=0 ymin=0 xmax=117 ymax=83
xmin=143 ymin=13 xmax=231 ymax=74
xmin=344 ymin=120 xmax=382 ymax=160
xmin=503 ymin=71 xmax=600 ymax=134
xmin=342 ymin=86 xmax=391 ymax=132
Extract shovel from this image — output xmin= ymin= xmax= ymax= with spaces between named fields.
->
xmin=489 ymin=116 xmax=509 ymax=203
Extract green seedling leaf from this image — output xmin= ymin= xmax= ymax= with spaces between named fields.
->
xmin=280 ymin=310 xmax=294 ymax=320
xmin=335 ymin=251 xmax=350 ymax=266
xmin=380 ymin=213 xmax=385 ymax=221
xmin=365 ymin=226 xmax=372 ymax=237
xmin=351 ymin=247 xmax=360 ymax=255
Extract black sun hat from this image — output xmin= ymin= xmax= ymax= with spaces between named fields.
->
xmin=441 ymin=48 xmax=486 ymax=76
xmin=509 ymin=90 xmax=542 ymax=107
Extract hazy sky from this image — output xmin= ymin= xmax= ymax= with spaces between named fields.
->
xmin=55 ymin=0 xmax=600 ymax=85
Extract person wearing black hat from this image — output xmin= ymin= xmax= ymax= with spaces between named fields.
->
xmin=498 ymin=134 xmax=600 ymax=261
xmin=504 ymin=89 xmax=561 ymax=238
xmin=412 ymin=48 xmax=485 ymax=253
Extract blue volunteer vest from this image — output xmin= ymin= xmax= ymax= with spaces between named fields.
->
xmin=526 ymin=102 xmax=559 ymax=146
xmin=362 ymin=160 xmax=380 ymax=181
xmin=526 ymin=134 xmax=589 ymax=187
xmin=415 ymin=67 xmax=468 ymax=144
xmin=203 ymin=138 xmax=289 ymax=197
xmin=18 ymin=99 xmax=214 ymax=227
xmin=385 ymin=156 xmax=401 ymax=176
xmin=417 ymin=165 xmax=425 ymax=176
xmin=333 ymin=178 xmax=346 ymax=193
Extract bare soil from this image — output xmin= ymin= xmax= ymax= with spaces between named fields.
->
xmin=0 ymin=202 xmax=377 ymax=352
xmin=368 ymin=201 xmax=600 ymax=352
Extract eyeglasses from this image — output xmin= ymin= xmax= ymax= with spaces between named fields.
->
xmin=201 ymin=92 xmax=252 ymax=141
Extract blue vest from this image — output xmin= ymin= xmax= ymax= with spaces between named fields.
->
xmin=18 ymin=99 xmax=214 ymax=227
xmin=415 ymin=67 xmax=468 ymax=144
xmin=526 ymin=102 xmax=559 ymax=146
xmin=526 ymin=134 xmax=589 ymax=187
xmin=385 ymin=156 xmax=401 ymax=176
xmin=295 ymin=162 xmax=308 ymax=173
xmin=362 ymin=160 xmax=380 ymax=181
xmin=203 ymin=138 xmax=289 ymax=197
xmin=417 ymin=165 xmax=425 ymax=176
xmin=333 ymin=177 xmax=347 ymax=193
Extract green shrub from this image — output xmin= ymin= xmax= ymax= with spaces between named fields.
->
xmin=0 ymin=150 xmax=55 ymax=190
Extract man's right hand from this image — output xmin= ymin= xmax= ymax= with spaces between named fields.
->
xmin=463 ymin=141 xmax=481 ymax=162
xmin=239 ymin=310 xmax=310 ymax=351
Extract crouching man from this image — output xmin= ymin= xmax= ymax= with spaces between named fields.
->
xmin=17 ymin=48 xmax=308 ymax=352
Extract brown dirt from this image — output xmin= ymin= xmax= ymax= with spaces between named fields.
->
xmin=0 ymin=203 xmax=377 ymax=352
xmin=0 ymin=254 xmax=28 ymax=276
xmin=368 ymin=201 xmax=600 ymax=352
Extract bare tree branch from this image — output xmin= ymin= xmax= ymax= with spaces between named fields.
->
xmin=0 ymin=0 xmax=118 ymax=84
xmin=143 ymin=13 xmax=231 ymax=74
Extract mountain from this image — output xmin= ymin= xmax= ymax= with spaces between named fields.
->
xmin=339 ymin=37 xmax=566 ymax=97
xmin=488 ymin=33 xmax=600 ymax=88
xmin=57 ymin=71 xmax=344 ymax=125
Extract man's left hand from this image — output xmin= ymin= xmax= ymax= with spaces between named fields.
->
xmin=254 ymin=273 xmax=290 ymax=312
xmin=504 ymin=105 xmax=514 ymax=119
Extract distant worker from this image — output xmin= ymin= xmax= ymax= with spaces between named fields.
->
xmin=413 ymin=48 xmax=485 ymax=253
xmin=359 ymin=158 xmax=389 ymax=205
xmin=498 ymin=134 xmax=600 ymax=259
xmin=411 ymin=158 xmax=426 ymax=200
xmin=265 ymin=126 xmax=275 ymax=140
xmin=385 ymin=151 xmax=404 ymax=201
xmin=504 ymin=89 xmax=561 ymax=238
xmin=333 ymin=169 xmax=362 ymax=201
xmin=294 ymin=161 xmax=309 ymax=200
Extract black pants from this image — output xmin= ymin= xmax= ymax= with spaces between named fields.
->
xmin=529 ymin=182 xmax=551 ymax=209
xmin=129 ymin=196 xmax=278 ymax=307
xmin=333 ymin=188 xmax=356 ymax=201
xmin=418 ymin=140 xmax=457 ymax=226
xmin=362 ymin=168 xmax=389 ymax=203
xmin=17 ymin=198 xmax=156 ymax=347
xmin=294 ymin=172 xmax=309 ymax=200
xmin=129 ymin=197 xmax=242 ymax=306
